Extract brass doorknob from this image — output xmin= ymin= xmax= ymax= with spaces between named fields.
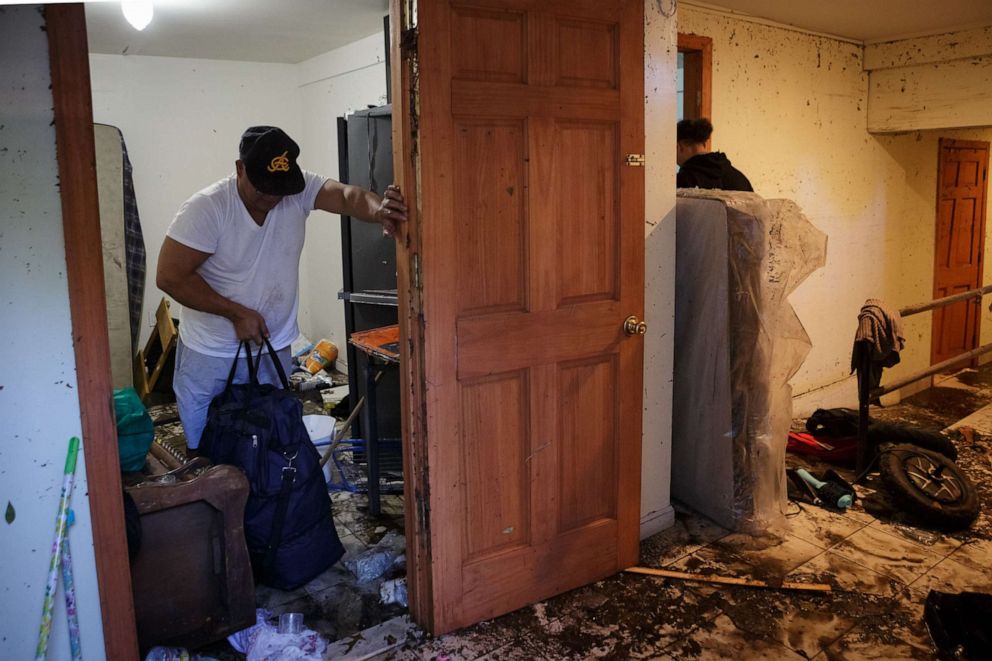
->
xmin=623 ymin=315 xmax=647 ymax=336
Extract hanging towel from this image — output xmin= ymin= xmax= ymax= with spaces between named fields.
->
xmin=851 ymin=298 xmax=906 ymax=403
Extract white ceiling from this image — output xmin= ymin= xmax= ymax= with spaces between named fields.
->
xmin=687 ymin=0 xmax=992 ymax=43
xmin=84 ymin=0 xmax=389 ymax=63
xmin=79 ymin=0 xmax=992 ymax=63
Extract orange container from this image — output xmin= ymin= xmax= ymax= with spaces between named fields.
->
xmin=305 ymin=339 xmax=338 ymax=374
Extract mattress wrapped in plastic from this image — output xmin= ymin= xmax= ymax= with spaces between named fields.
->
xmin=673 ymin=191 xmax=826 ymax=532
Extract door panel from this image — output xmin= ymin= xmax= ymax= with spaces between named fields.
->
xmin=452 ymin=120 xmax=528 ymax=314
xmin=392 ymin=0 xmax=644 ymax=634
xmin=932 ymin=139 xmax=989 ymax=366
xmin=558 ymin=121 xmax=619 ymax=303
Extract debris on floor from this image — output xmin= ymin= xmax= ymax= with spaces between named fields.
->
xmin=226 ymin=609 xmax=327 ymax=661
xmin=148 ymin=366 xmax=992 ymax=659
xmin=924 ymin=589 xmax=992 ymax=660
xmin=344 ymin=530 xmax=406 ymax=583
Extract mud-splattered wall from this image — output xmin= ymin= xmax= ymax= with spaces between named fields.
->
xmin=867 ymin=26 xmax=992 ymax=132
xmin=678 ymin=6 xmax=992 ymax=414
xmin=0 ymin=6 xmax=106 ymax=659
xmin=641 ymin=0 xmax=679 ymax=538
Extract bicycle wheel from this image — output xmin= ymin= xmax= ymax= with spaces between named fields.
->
xmin=879 ymin=444 xmax=978 ymax=529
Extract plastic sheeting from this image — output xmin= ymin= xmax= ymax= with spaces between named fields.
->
xmin=673 ymin=191 xmax=827 ymax=532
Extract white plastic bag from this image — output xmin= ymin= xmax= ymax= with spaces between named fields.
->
xmin=228 ymin=609 xmax=326 ymax=661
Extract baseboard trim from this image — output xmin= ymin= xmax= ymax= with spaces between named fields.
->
xmin=639 ymin=505 xmax=676 ymax=540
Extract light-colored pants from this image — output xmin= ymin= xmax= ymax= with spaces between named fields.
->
xmin=174 ymin=337 xmax=293 ymax=449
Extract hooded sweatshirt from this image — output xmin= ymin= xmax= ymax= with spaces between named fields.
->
xmin=677 ymin=152 xmax=753 ymax=192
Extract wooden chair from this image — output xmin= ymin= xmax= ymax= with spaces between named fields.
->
xmin=134 ymin=298 xmax=177 ymax=401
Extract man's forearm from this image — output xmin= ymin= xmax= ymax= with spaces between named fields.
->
xmin=340 ymin=184 xmax=382 ymax=222
xmin=160 ymin=271 xmax=251 ymax=324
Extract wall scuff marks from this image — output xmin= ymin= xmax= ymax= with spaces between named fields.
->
xmin=677 ymin=7 xmax=992 ymax=414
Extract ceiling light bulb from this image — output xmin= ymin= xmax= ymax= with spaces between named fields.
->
xmin=121 ymin=0 xmax=153 ymax=31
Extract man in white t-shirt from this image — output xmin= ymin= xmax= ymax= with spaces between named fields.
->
xmin=157 ymin=125 xmax=407 ymax=453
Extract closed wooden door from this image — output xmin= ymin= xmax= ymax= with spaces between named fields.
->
xmin=932 ymin=138 xmax=989 ymax=366
xmin=391 ymin=0 xmax=645 ymax=635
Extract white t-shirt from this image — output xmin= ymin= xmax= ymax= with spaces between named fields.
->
xmin=166 ymin=170 xmax=326 ymax=357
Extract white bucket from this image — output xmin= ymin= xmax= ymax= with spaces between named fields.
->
xmin=303 ymin=414 xmax=335 ymax=484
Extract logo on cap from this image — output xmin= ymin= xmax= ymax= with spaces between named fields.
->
xmin=267 ymin=151 xmax=290 ymax=173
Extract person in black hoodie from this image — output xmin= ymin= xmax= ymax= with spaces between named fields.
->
xmin=676 ymin=118 xmax=753 ymax=191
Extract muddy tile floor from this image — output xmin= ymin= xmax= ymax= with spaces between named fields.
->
xmin=365 ymin=368 xmax=992 ymax=661
xmin=147 ymin=366 xmax=992 ymax=660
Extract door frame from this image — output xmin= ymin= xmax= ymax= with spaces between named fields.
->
xmin=389 ymin=0 xmax=434 ymax=630
xmin=46 ymin=5 xmax=140 ymax=659
xmin=60 ymin=0 xmax=648 ymax=648
xmin=677 ymin=33 xmax=712 ymax=121
xmin=931 ymin=137 xmax=990 ymax=367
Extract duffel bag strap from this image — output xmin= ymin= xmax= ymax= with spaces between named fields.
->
xmin=263 ymin=450 xmax=298 ymax=570
xmin=224 ymin=341 xmax=255 ymax=388
xmin=250 ymin=337 xmax=290 ymax=390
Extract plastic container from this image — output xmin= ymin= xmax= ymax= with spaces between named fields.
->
xmin=278 ymin=612 xmax=304 ymax=634
xmin=304 ymin=415 xmax=335 ymax=484
xmin=304 ymin=339 xmax=338 ymax=374
xmin=303 ymin=415 xmax=334 ymax=446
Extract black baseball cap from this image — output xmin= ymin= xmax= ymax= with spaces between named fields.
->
xmin=239 ymin=126 xmax=305 ymax=196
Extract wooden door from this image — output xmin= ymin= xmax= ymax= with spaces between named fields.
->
xmin=391 ymin=0 xmax=644 ymax=634
xmin=932 ymin=138 xmax=989 ymax=366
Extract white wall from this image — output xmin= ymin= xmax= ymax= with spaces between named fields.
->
xmin=641 ymin=0 xmax=678 ymax=537
xmin=0 ymin=6 xmax=106 ymax=659
xmin=296 ymin=33 xmax=388 ymax=362
xmin=88 ymin=53 xmax=301 ymax=347
xmin=89 ymin=35 xmax=389 ymax=370
xmin=678 ymin=6 xmax=992 ymax=415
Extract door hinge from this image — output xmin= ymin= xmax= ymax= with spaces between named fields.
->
xmin=625 ymin=154 xmax=645 ymax=167
xmin=400 ymin=27 xmax=418 ymax=55
xmin=416 ymin=492 xmax=429 ymax=531
xmin=412 ymin=253 xmax=421 ymax=290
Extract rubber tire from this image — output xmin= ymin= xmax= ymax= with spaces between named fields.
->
xmin=867 ymin=422 xmax=958 ymax=460
xmin=878 ymin=444 xmax=979 ymax=530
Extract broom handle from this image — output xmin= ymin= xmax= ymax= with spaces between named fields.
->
xmin=60 ymin=534 xmax=82 ymax=660
xmin=318 ymin=371 xmax=383 ymax=469
xmin=35 ymin=437 xmax=79 ymax=660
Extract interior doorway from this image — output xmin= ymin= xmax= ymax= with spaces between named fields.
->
xmin=931 ymin=138 xmax=990 ymax=367
xmin=60 ymin=0 xmax=649 ymax=652
xmin=677 ymin=33 xmax=712 ymax=122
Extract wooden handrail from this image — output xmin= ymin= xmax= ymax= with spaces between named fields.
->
xmin=899 ymin=284 xmax=992 ymax=317
xmin=871 ymin=342 xmax=992 ymax=398
xmin=869 ymin=282 xmax=992 ymax=397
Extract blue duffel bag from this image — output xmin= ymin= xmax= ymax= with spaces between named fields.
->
xmin=200 ymin=338 xmax=344 ymax=590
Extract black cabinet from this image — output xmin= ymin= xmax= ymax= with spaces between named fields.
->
xmin=337 ymin=105 xmax=401 ymax=442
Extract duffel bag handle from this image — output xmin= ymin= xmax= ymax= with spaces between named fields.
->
xmin=225 ymin=341 xmax=256 ymax=388
xmin=250 ymin=337 xmax=290 ymax=390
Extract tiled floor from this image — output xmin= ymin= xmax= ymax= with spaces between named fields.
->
xmin=368 ymin=501 xmax=988 ymax=660
xmin=348 ymin=368 xmax=992 ymax=660
xmin=150 ymin=367 xmax=992 ymax=660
